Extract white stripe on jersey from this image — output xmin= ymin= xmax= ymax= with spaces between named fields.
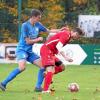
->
xmin=45 ymin=39 xmax=59 ymax=46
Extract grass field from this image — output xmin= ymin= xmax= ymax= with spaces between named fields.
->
xmin=0 ymin=64 xmax=100 ymax=100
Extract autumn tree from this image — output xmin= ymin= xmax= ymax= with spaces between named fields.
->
xmin=25 ymin=0 xmax=65 ymax=28
xmin=0 ymin=0 xmax=18 ymax=43
xmin=0 ymin=0 xmax=99 ymax=43
xmin=63 ymin=0 xmax=98 ymax=25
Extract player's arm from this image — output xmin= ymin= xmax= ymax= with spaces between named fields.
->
xmin=21 ymin=24 xmax=42 ymax=44
xmin=46 ymin=27 xmax=69 ymax=40
xmin=47 ymin=29 xmax=60 ymax=33
xmin=25 ymin=37 xmax=43 ymax=45
xmin=46 ymin=29 xmax=61 ymax=40
xmin=39 ymin=21 xmax=69 ymax=36
xmin=56 ymin=42 xmax=73 ymax=62
xmin=47 ymin=26 xmax=69 ymax=33
xmin=22 ymin=23 xmax=43 ymax=45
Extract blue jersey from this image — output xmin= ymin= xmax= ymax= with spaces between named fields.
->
xmin=16 ymin=20 xmax=47 ymax=53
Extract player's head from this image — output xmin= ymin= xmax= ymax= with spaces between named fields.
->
xmin=30 ymin=9 xmax=41 ymax=23
xmin=71 ymin=27 xmax=85 ymax=39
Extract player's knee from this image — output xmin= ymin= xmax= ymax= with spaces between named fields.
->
xmin=18 ymin=61 xmax=26 ymax=71
xmin=19 ymin=66 xmax=26 ymax=71
xmin=46 ymin=66 xmax=54 ymax=73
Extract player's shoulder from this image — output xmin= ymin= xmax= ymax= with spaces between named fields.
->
xmin=61 ymin=30 xmax=70 ymax=36
xmin=22 ymin=21 xmax=29 ymax=27
xmin=35 ymin=22 xmax=44 ymax=26
xmin=21 ymin=21 xmax=30 ymax=30
xmin=56 ymin=30 xmax=70 ymax=40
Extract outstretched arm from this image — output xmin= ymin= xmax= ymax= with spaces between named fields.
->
xmin=58 ymin=51 xmax=73 ymax=62
xmin=56 ymin=42 xmax=73 ymax=62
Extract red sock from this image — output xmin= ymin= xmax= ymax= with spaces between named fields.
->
xmin=43 ymin=72 xmax=53 ymax=91
xmin=54 ymin=66 xmax=63 ymax=74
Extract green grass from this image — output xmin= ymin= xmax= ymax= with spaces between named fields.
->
xmin=0 ymin=64 xmax=100 ymax=100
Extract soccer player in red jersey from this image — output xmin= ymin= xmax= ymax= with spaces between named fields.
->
xmin=40 ymin=27 xmax=84 ymax=93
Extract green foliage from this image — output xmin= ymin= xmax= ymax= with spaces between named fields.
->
xmin=26 ymin=0 xmax=65 ymax=28
xmin=0 ymin=0 xmax=64 ymax=42
xmin=0 ymin=0 xmax=99 ymax=43
xmin=63 ymin=0 xmax=99 ymax=24
xmin=0 ymin=1 xmax=18 ymax=43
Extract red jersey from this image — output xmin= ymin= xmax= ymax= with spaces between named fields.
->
xmin=44 ymin=30 xmax=71 ymax=54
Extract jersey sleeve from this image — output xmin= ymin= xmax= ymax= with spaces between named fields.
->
xmin=37 ymin=22 xmax=47 ymax=32
xmin=21 ymin=23 xmax=29 ymax=38
xmin=59 ymin=31 xmax=70 ymax=45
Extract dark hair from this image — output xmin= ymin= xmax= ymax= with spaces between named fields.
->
xmin=73 ymin=27 xmax=85 ymax=36
xmin=30 ymin=9 xmax=41 ymax=17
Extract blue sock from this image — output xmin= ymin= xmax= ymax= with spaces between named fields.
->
xmin=2 ymin=68 xmax=21 ymax=87
xmin=35 ymin=68 xmax=45 ymax=88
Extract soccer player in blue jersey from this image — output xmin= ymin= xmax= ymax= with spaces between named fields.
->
xmin=0 ymin=9 xmax=63 ymax=91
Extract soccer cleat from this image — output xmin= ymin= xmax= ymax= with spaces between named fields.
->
xmin=34 ymin=87 xmax=43 ymax=92
xmin=0 ymin=83 xmax=6 ymax=91
xmin=42 ymin=90 xmax=51 ymax=93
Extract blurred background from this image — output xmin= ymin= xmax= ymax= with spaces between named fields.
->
xmin=0 ymin=0 xmax=100 ymax=43
xmin=0 ymin=0 xmax=100 ymax=65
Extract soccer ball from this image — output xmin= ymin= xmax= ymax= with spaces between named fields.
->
xmin=68 ymin=83 xmax=79 ymax=92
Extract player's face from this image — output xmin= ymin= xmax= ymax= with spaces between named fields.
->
xmin=72 ymin=32 xmax=80 ymax=39
xmin=32 ymin=15 xmax=41 ymax=23
xmin=35 ymin=15 xmax=41 ymax=21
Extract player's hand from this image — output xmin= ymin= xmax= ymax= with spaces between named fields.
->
xmin=37 ymin=37 xmax=43 ymax=42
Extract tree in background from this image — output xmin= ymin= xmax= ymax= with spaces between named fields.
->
xmin=24 ymin=0 xmax=65 ymax=28
xmin=0 ymin=0 xmax=65 ymax=42
xmin=96 ymin=0 xmax=100 ymax=13
xmin=63 ymin=0 xmax=99 ymax=26
xmin=0 ymin=0 xmax=18 ymax=43
xmin=0 ymin=0 xmax=99 ymax=43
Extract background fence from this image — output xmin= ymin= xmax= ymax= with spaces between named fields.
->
xmin=0 ymin=0 xmax=100 ymax=43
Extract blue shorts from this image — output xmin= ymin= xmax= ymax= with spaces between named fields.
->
xmin=16 ymin=50 xmax=40 ymax=64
